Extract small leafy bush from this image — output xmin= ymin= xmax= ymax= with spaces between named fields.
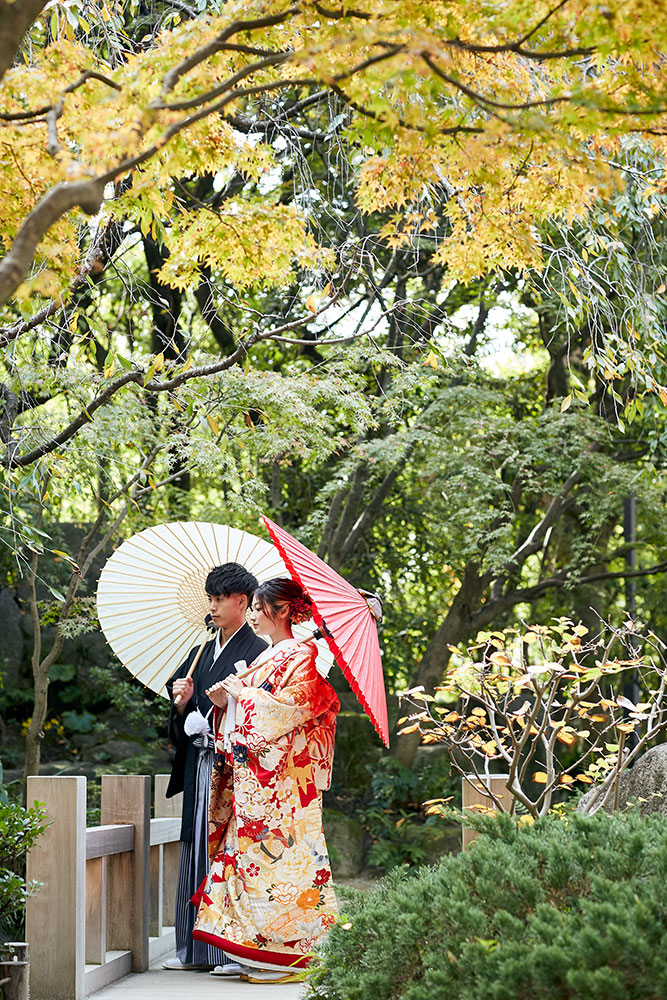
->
xmin=308 ymin=810 xmax=667 ymax=1000
xmin=0 ymin=770 xmax=49 ymax=940
xmin=361 ymin=756 xmax=460 ymax=871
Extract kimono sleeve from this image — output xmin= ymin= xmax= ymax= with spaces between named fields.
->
xmin=234 ymin=644 xmax=336 ymax=757
xmin=166 ymin=646 xmax=197 ymax=748
xmin=207 ymin=752 xmax=233 ymax=862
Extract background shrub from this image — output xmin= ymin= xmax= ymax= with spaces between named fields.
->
xmin=0 ymin=764 xmax=49 ymax=940
xmin=309 ymin=810 xmax=667 ymax=1000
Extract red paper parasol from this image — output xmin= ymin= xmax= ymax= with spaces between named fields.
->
xmin=262 ymin=515 xmax=389 ymax=747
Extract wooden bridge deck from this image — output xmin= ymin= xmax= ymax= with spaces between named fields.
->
xmin=92 ymin=961 xmax=306 ymax=999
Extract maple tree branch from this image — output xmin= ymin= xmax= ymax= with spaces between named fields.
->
xmin=212 ymin=41 xmax=280 ymax=58
xmin=507 ymin=468 xmax=581 ymax=568
xmin=0 ymin=382 xmax=18 ymax=463
xmin=577 ymin=561 xmax=667 ymax=586
xmin=226 ymin=112 xmax=321 ymax=141
xmin=269 ymin=327 xmax=379 ymax=347
xmin=283 ymin=89 xmax=329 ymax=116
xmin=269 ymin=299 xmax=400 ymax=345
xmin=0 ymin=69 xmax=121 ymax=122
xmin=494 ymin=560 xmax=667 ymax=609
xmin=515 ymin=0 xmax=572 ymax=47
xmin=160 ymin=50 xmax=292 ymax=112
xmin=45 ymin=96 xmax=65 ymax=156
xmin=332 ymin=44 xmax=405 ymax=82
xmin=162 ymin=43 xmax=406 ymax=117
xmin=2 ymin=272 xmax=380 ymax=468
xmin=159 ymin=5 xmax=301 ymax=98
xmin=422 ymin=52 xmax=569 ymax=112
xmin=595 ymin=104 xmax=667 ymax=116
xmin=0 ymin=216 xmax=121 ymax=349
xmin=447 ymin=37 xmax=593 ymax=61
xmin=5 ymin=370 xmax=145 ymax=468
xmin=0 ymin=71 xmax=317 ymax=306
xmin=328 ymin=80 xmax=482 ymax=136
xmin=340 ymin=441 xmax=416 ymax=563
xmin=0 ymin=178 xmax=106 ymax=306
xmin=0 ymin=103 xmax=51 ymax=122
xmin=312 ymin=3 xmax=372 ymax=20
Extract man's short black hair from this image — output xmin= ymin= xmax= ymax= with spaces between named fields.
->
xmin=205 ymin=563 xmax=259 ymax=600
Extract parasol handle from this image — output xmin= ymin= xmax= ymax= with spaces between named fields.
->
xmin=174 ymin=635 xmax=209 ymax=707
xmin=312 ymin=619 xmax=332 ymax=641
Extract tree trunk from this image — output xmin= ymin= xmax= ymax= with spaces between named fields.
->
xmin=22 ymin=548 xmax=66 ymax=782
xmin=0 ymin=0 xmax=46 ymax=82
xmin=23 ymin=666 xmax=49 ymax=782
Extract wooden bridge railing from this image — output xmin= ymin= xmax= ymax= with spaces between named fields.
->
xmin=25 ymin=774 xmax=182 ymax=1000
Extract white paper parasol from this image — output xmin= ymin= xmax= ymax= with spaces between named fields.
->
xmin=96 ymin=521 xmax=334 ymax=697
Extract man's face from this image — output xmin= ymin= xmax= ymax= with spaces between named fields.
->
xmin=208 ymin=592 xmax=247 ymax=631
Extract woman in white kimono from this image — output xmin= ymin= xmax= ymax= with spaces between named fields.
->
xmin=192 ymin=578 xmax=340 ymax=983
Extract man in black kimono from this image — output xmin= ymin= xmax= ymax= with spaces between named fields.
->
xmin=162 ymin=563 xmax=268 ymax=971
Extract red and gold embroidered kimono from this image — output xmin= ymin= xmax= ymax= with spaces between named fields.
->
xmin=192 ymin=639 xmax=340 ymax=970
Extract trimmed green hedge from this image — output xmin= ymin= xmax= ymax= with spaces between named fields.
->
xmin=308 ymin=811 xmax=667 ymax=1000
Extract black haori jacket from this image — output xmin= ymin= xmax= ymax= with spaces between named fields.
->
xmin=165 ymin=623 xmax=268 ymax=841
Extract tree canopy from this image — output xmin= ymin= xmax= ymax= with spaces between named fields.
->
xmin=1 ymin=1 xmax=667 ymax=779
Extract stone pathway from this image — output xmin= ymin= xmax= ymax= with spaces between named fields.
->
xmin=92 ymin=963 xmax=306 ymax=1000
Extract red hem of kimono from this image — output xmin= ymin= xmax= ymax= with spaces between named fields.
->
xmin=192 ymin=930 xmax=310 ymax=968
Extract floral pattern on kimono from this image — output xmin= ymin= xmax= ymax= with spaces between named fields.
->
xmin=192 ymin=640 xmax=340 ymax=969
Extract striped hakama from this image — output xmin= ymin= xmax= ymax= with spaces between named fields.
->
xmin=174 ymin=734 xmax=228 ymax=967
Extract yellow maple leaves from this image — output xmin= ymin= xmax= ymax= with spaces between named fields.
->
xmin=155 ymin=200 xmax=334 ymax=291
xmin=4 ymin=0 xmax=667 ymax=307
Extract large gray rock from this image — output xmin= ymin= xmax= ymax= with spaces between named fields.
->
xmin=421 ymin=822 xmax=461 ymax=862
xmin=578 ymin=744 xmax=667 ymax=816
xmin=323 ymin=807 xmax=364 ymax=878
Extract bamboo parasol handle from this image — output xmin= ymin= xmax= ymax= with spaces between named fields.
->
xmin=173 ymin=634 xmax=209 ymax=706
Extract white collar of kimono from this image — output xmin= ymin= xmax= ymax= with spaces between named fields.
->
xmin=213 ymin=622 xmax=245 ymax=660
xmin=254 ymin=637 xmax=299 ymax=662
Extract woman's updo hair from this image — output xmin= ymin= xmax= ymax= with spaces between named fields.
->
xmin=253 ymin=577 xmax=314 ymax=625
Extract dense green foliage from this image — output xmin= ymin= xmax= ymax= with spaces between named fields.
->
xmin=0 ymin=769 xmax=49 ymax=939
xmin=359 ymin=755 xmax=459 ymax=871
xmin=308 ymin=811 xmax=667 ymax=1000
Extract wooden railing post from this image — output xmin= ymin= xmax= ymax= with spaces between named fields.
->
xmin=26 ymin=776 xmax=86 ymax=1000
xmin=101 ymin=775 xmax=151 ymax=972
xmin=462 ymin=773 xmax=512 ymax=849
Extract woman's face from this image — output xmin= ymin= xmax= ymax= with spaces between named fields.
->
xmin=249 ymin=597 xmax=283 ymax=640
